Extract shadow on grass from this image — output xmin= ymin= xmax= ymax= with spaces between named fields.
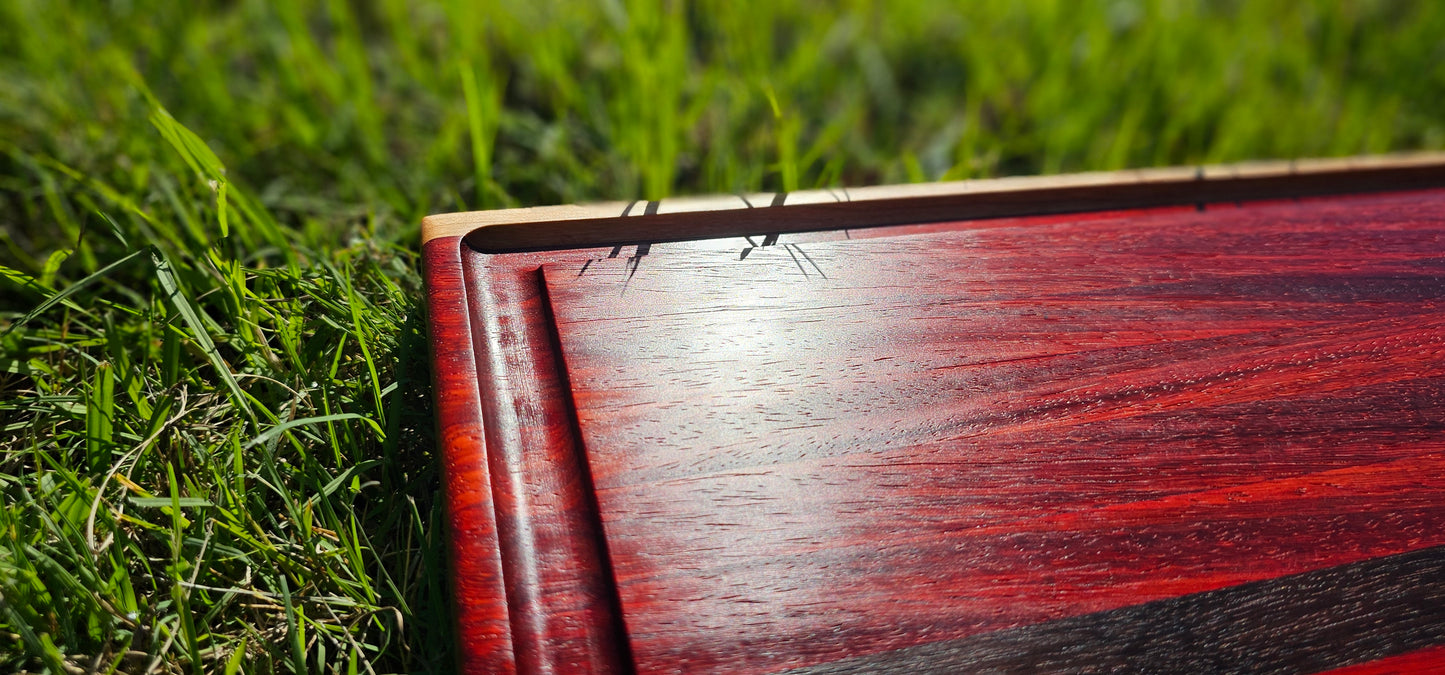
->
xmin=367 ymin=293 xmax=457 ymax=673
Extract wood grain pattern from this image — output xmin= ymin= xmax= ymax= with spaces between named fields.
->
xmin=427 ymin=167 xmax=1445 ymax=673
xmin=538 ymin=189 xmax=1445 ymax=673
xmin=459 ymin=247 xmax=633 ymax=674
xmin=1318 ymin=644 xmax=1445 ymax=674
xmin=785 ymin=545 xmax=1445 ymax=674
xmin=432 ymin=225 xmax=909 ymax=674
xmin=421 ymin=236 xmax=514 ymax=673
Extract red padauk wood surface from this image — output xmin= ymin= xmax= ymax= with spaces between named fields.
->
xmin=539 ymin=190 xmax=1445 ymax=673
xmin=426 ymin=187 xmax=1445 ymax=674
xmin=422 ymin=237 xmax=514 ymax=672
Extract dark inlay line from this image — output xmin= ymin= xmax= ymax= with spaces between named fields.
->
xmin=784 ymin=545 xmax=1445 ymax=675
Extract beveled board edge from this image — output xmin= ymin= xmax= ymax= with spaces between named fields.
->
xmin=459 ymin=250 xmax=633 ymax=674
xmin=422 ymin=236 xmax=517 ymax=674
xmin=422 ymin=152 xmax=1445 ymax=251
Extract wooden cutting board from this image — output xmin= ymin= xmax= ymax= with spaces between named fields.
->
xmin=422 ymin=155 xmax=1445 ymax=674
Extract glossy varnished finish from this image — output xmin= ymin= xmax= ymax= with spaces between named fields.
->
xmin=540 ymin=191 xmax=1445 ymax=673
xmin=423 ymin=162 xmax=1445 ymax=673
xmin=460 ymin=247 xmax=632 ymax=674
xmin=435 ymin=229 xmax=878 ymax=675
xmin=421 ymin=237 xmax=514 ymax=673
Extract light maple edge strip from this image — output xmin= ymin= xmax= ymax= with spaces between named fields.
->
xmin=421 ymin=152 xmax=1445 ymax=251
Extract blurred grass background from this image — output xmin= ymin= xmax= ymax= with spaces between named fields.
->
xmin=1 ymin=0 xmax=1443 ymax=672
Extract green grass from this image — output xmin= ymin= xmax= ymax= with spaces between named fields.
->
xmin=1 ymin=0 xmax=1442 ymax=672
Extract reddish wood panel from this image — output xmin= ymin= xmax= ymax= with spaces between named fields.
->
xmin=435 ymin=227 xmax=905 ymax=674
xmin=459 ymin=247 xmax=633 ymax=674
xmin=431 ymin=213 xmax=1146 ymax=671
xmin=421 ymin=236 xmax=515 ymax=673
xmin=538 ymin=190 xmax=1445 ymax=673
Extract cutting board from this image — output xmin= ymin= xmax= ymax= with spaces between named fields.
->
xmin=422 ymin=155 xmax=1445 ymax=674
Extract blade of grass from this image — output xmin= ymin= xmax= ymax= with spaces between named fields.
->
xmin=151 ymin=248 xmax=254 ymax=422
xmin=279 ymin=574 xmax=307 ymax=673
xmin=245 ymin=413 xmax=382 ymax=450
xmin=459 ymin=58 xmax=502 ymax=210
xmin=166 ymin=463 xmax=204 ymax=674
xmin=86 ymin=361 xmax=115 ymax=474
xmin=2 ymin=247 xmax=149 ymax=336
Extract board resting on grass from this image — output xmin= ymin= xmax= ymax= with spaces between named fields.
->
xmin=421 ymin=153 xmax=1445 ymax=674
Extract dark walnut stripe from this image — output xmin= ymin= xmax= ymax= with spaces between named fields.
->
xmin=784 ymin=545 xmax=1445 ymax=675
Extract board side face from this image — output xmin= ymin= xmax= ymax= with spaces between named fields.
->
xmin=421 ymin=164 xmax=1445 ymax=674
xmin=538 ymin=189 xmax=1445 ymax=673
xmin=421 ymin=236 xmax=515 ymax=673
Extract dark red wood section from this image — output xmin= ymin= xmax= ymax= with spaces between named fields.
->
xmin=426 ymin=188 xmax=1445 ymax=674
xmin=535 ymin=190 xmax=1445 ymax=673
xmin=459 ymin=247 xmax=632 ymax=674
xmin=421 ymin=236 xmax=515 ymax=673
